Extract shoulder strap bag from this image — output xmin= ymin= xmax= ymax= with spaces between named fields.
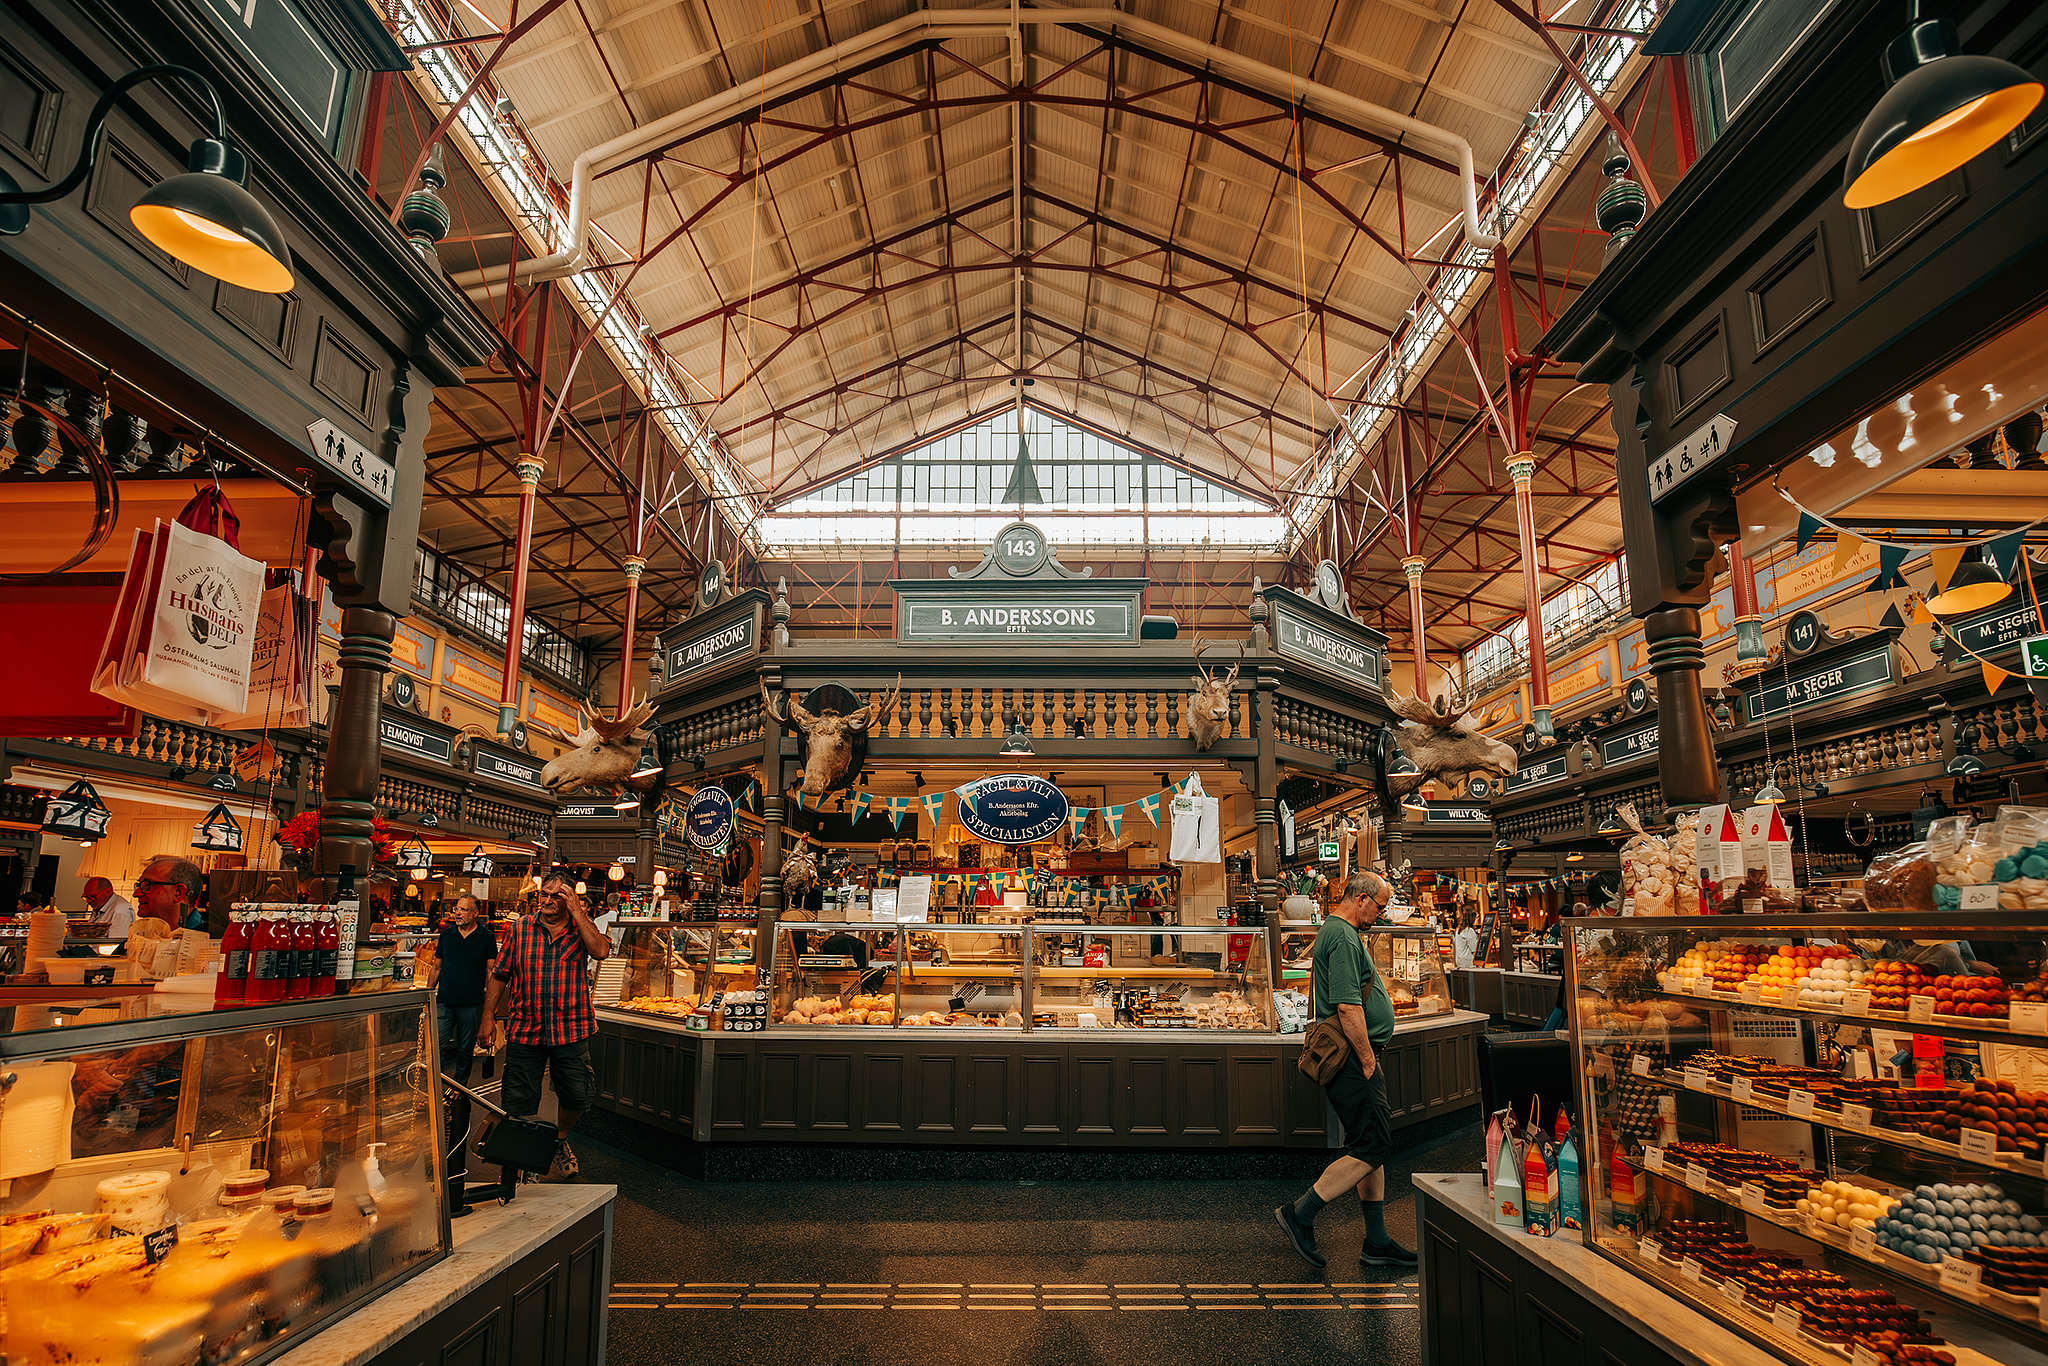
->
xmin=1297 ymin=920 xmax=1374 ymax=1084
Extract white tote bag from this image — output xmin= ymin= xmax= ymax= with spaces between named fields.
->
xmin=137 ymin=518 xmax=265 ymax=717
xmin=91 ymin=523 xmax=215 ymax=726
xmin=1169 ymin=772 xmax=1221 ymax=863
xmin=211 ymin=580 xmax=308 ymax=731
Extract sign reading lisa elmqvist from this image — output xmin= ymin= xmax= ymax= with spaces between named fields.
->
xmin=472 ymin=741 xmax=545 ymax=790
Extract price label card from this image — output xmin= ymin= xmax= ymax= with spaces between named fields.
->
xmin=1686 ymin=1164 xmax=1709 ymax=1192
xmin=1844 ymin=989 xmax=1872 ymax=1014
xmin=1849 ymin=1226 xmax=1877 ymax=1258
xmin=1773 ymin=1305 xmax=1802 ymax=1336
xmin=1685 ymin=1067 xmax=1709 ymax=1091
xmin=2013 ymin=1001 xmax=2048 ymax=1035
xmin=1801 ymin=1212 xmax=1822 ymax=1238
xmin=1842 ymin=1103 xmax=1874 ymax=1129
xmin=1741 ymin=982 xmax=1762 ymax=1004
xmin=1682 ymin=976 xmax=1698 ymax=995
xmin=1680 ymin=1256 xmax=1703 ymax=1284
xmin=1962 ymin=884 xmax=2001 ymax=910
xmin=1731 ymin=1076 xmax=1755 ymax=1103
xmin=1960 ymin=1126 xmax=2000 ymax=1160
xmin=1854 ymin=1347 xmax=1882 ymax=1366
xmin=1740 ymin=1182 xmax=1765 ymax=1213
xmin=1644 ymin=1146 xmax=1665 ymax=1172
xmin=1788 ymin=1088 xmax=1816 ymax=1118
xmin=1632 ymin=1054 xmax=1652 ymax=1078
xmin=1638 ymin=1237 xmax=1662 ymax=1263
xmin=142 ymin=1225 xmax=178 ymax=1266
xmin=1720 ymin=1279 xmax=1747 ymax=1307
xmin=1909 ymin=995 xmax=1936 ymax=1023
xmin=1940 ymin=1256 xmax=1983 ymax=1293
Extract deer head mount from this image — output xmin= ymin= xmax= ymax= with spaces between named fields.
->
xmin=760 ymin=676 xmax=902 ymax=796
xmin=537 ymin=696 xmax=658 ymax=799
xmin=1185 ymin=638 xmax=1242 ymax=750
xmin=1384 ymin=693 xmax=1517 ymax=798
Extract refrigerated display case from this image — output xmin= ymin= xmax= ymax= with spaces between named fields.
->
xmin=1027 ymin=925 xmax=1274 ymax=1032
xmin=1368 ymin=925 xmax=1454 ymax=1023
xmin=1566 ymin=913 xmax=2048 ymax=1366
xmin=598 ymin=918 xmax=761 ymax=1017
xmin=0 ymin=991 xmax=450 ymax=1366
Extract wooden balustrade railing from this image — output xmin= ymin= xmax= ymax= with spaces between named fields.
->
xmin=1725 ymin=714 xmax=1946 ymax=797
xmin=50 ymin=715 xmax=282 ymax=778
xmin=675 ymin=696 xmax=766 ymax=755
xmin=806 ymin=684 xmax=1259 ymax=741
xmin=1273 ymin=694 xmax=1369 ymax=760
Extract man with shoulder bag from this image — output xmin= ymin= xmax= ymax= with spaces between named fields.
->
xmin=1276 ymin=869 xmax=1419 ymax=1270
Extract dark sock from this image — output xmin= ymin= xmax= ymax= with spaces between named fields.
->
xmin=1292 ymin=1189 xmax=1329 ymax=1223
xmin=1361 ymin=1199 xmax=1389 ymax=1243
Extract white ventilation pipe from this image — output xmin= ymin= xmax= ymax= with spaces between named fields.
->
xmin=451 ymin=7 xmax=1499 ymax=292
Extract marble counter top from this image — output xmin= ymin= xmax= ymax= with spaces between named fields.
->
xmin=270 ymin=1182 xmax=616 ymax=1366
xmin=1418 ymin=1173 xmax=1772 ymax=1366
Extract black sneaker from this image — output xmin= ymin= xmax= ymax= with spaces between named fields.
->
xmin=1359 ymin=1237 xmax=1420 ymax=1269
xmin=554 ymin=1137 xmax=579 ymax=1179
xmin=1274 ymin=1205 xmax=1326 ymax=1269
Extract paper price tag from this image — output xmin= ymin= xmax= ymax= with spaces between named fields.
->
xmin=1685 ymin=1067 xmax=1709 ymax=1091
xmin=1844 ymin=989 xmax=1872 ymax=1014
xmin=1788 ymin=1088 xmax=1816 ymax=1118
xmin=1632 ymin=1054 xmax=1652 ymax=1078
xmin=1681 ymin=976 xmax=1698 ymax=995
xmin=1940 ymin=1256 xmax=1983 ymax=1294
xmin=142 ymin=1225 xmax=178 ymax=1266
xmin=2013 ymin=1001 xmax=2048 ymax=1034
xmin=1854 ymin=1347 xmax=1882 ymax=1366
xmin=1741 ymin=982 xmax=1762 ymax=1004
xmin=1773 ymin=1305 xmax=1801 ymax=1335
xmin=1643 ymin=1146 xmax=1665 ymax=1172
xmin=1731 ymin=1076 xmax=1754 ymax=1103
xmin=1849 ymin=1226 xmax=1877 ymax=1258
xmin=1686 ymin=1164 xmax=1708 ymax=1192
xmin=1680 ymin=1256 xmax=1703 ymax=1283
xmin=1638 ymin=1237 xmax=1662 ymax=1263
xmin=1842 ymin=1103 xmax=1874 ymax=1129
xmin=1740 ymin=1182 xmax=1765 ymax=1213
xmin=1909 ymin=995 xmax=1936 ymax=1023
xmin=1960 ymin=1126 xmax=2000 ymax=1160
xmin=1962 ymin=884 xmax=2001 ymax=910
xmin=1720 ymin=1278 xmax=1746 ymax=1307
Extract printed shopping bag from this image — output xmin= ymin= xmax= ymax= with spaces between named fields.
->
xmin=1169 ymin=773 xmax=1221 ymax=863
xmin=211 ymin=575 xmax=308 ymax=730
xmin=138 ymin=517 xmax=264 ymax=716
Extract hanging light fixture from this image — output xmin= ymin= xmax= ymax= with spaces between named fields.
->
xmin=1597 ymin=809 xmax=1626 ymax=838
xmin=41 ymin=780 xmax=112 ymax=841
xmin=607 ymin=861 xmax=626 ymax=883
xmin=998 ymin=723 xmax=1035 ymax=756
xmin=613 ymin=790 xmax=641 ymax=811
xmin=1844 ymin=10 xmax=2043 ymax=210
xmin=190 ymin=801 xmax=244 ymax=852
xmin=460 ymin=846 xmax=494 ymax=877
xmin=410 ymin=866 xmax=429 ymax=882
xmin=1565 ymin=850 xmax=1584 ymax=863
xmin=652 ymin=869 xmax=668 ymax=889
xmin=1754 ymin=765 xmax=1789 ymax=805
xmin=574 ymin=880 xmax=588 ymax=896
xmin=1925 ymin=547 xmax=2014 ymax=616
xmin=0 ymin=65 xmax=295 ymax=291
xmin=395 ymin=835 xmax=434 ymax=870
xmin=631 ymin=737 xmax=663 ymax=779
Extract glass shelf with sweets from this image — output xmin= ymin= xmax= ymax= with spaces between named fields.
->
xmin=1026 ymin=925 xmax=1272 ymax=1032
xmin=599 ymin=920 xmax=760 ymax=1020
xmin=1366 ymin=925 xmax=1455 ymax=1023
xmin=1567 ymin=912 xmax=2048 ymax=1366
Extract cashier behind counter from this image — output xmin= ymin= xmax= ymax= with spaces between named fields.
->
xmin=806 ymin=928 xmax=891 ymax=993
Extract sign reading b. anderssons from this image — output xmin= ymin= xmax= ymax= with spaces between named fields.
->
xmin=1267 ymin=591 xmax=1384 ymax=690
xmin=665 ymin=612 xmax=758 ymax=682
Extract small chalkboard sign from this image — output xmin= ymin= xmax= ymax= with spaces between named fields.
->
xmin=143 ymin=1225 xmax=178 ymax=1265
xmin=83 ymin=965 xmax=116 ymax=987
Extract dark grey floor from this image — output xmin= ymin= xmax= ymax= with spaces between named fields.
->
xmin=580 ymin=1122 xmax=1482 ymax=1366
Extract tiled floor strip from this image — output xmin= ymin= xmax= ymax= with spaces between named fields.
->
xmin=614 ymin=1278 xmax=1421 ymax=1313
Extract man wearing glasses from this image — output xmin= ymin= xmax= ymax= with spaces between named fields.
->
xmin=480 ymin=872 xmax=610 ymax=1179
xmin=1274 ymin=869 xmax=1420 ymax=1271
xmin=133 ymin=857 xmax=205 ymax=931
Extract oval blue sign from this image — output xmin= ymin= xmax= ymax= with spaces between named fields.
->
xmin=686 ymin=786 xmax=735 ymax=850
xmin=959 ymin=774 xmax=1069 ymax=845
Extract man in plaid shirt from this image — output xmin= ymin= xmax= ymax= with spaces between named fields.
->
xmin=480 ymin=871 xmax=610 ymax=1178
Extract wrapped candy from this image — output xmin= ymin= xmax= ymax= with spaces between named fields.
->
xmin=1616 ymin=802 xmax=1674 ymax=916
xmin=1668 ymin=812 xmax=1700 ymax=916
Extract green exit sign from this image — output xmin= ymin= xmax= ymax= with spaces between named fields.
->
xmin=1319 ymin=842 xmax=1341 ymax=861
xmin=2023 ymin=633 xmax=2048 ymax=678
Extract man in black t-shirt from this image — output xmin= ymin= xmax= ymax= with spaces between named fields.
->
xmin=429 ymin=895 xmax=498 ymax=1082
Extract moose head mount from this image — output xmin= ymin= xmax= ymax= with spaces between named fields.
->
xmin=761 ymin=677 xmax=902 ymax=796
xmin=538 ymin=697 xmax=659 ymax=800
xmin=1185 ymin=640 xmax=1242 ymax=750
xmin=1383 ymin=694 xmax=1518 ymax=798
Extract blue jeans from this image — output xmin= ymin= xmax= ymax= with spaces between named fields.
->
xmin=437 ymin=1002 xmax=483 ymax=1082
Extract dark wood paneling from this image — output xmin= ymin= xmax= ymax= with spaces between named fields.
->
xmin=914 ymin=1050 xmax=959 ymax=1133
xmin=965 ymin=1052 xmax=1012 ymax=1133
xmin=1179 ymin=1053 xmax=1223 ymax=1137
xmin=1531 ymin=1297 xmax=1584 ymax=1365
xmin=863 ymin=1050 xmax=905 ymax=1132
xmin=756 ymin=1050 xmax=800 ymax=1130
xmin=711 ymin=1050 xmax=747 ymax=1131
xmin=810 ymin=1051 xmax=854 ymax=1130
xmin=1421 ymin=1212 xmax=1465 ymax=1366
xmin=1125 ymin=1053 xmax=1173 ymax=1137
xmin=1226 ymin=1049 xmax=1284 ymax=1144
xmin=1021 ymin=1052 xmax=1062 ymax=1134
xmin=508 ymin=1261 xmax=557 ymax=1366
xmin=1072 ymin=1051 xmax=1117 ymax=1137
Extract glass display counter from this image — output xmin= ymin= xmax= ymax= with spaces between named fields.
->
xmin=1367 ymin=925 xmax=1455 ymax=1022
xmin=1567 ymin=913 xmax=2048 ymax=1366
xmin=1027 ymin=925 xmax=1273 ymax=1031
xmin=599 ymin=919 xmax=760 ymax=1018
xmin=0 ymin=991 xmax=449 ymax=1366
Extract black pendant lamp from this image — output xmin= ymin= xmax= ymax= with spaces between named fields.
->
xmin=1925 ymin=546 xmax=2013 ymax=616
xmin=1844 ymin=10 xmax=2043 ymax=210
xmin=0 ymin=64 xmax=294 ymax=292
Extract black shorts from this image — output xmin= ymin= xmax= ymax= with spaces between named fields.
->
xmin=1325 ymin=1052 xmax=1396 ymax=1168
xmin=502 ymin=1038 xmax=596 ymax=1118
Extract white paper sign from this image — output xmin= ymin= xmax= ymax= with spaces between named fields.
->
xmin=1854 ymin=1347 xmax=1882 ymax=1366
xmin=1633 ymin=1054 xmax=1652 ymax=1077
xmin=1682 ymin=976 xmax=1698 ymax=995
xmin=1788 ymin=1088 xmax=1815 ymax=1118
xmin=2013 ymin=1001 xmax=2048 ymax=1034
xmin=1909 ymin=995 xmax=1936 ymax=1023
xmin=1740 ymin=1183 xmax=1765 ymax=1213
xmin=1638 ymin=1237 xmax=1662 ymax=1263
xmin=1686 ymin=1164 xmax=1708 ymax=1192
xmin=1731 ymin=1076 xmax=1755 ymax=1103
xmin=1643 ymin=1146 xmax=1665 ymax=1172
xmin=1844 ymin=989 xmax=1872 ymax=1014
xmin=1849 ymin=1226 xmax=1877 ymax=1258
xmin=1842 ymin=1103 xmax=1873 ymax=1129
xmin=1961 ymin=1127 xmax=2000 ymax=1160
xmin=1962 ymin=884 xmax=2001 ymax=910
xmin=1940 ymin=1257 xmax=1983 ymax=1293
xmin=1720 ymin=1278 xmax=1746 ymax=1307
xmin=1773 ymin=1305 xmax=1801 ymax=1335
xmin=1741 ymin=982 xmax=1762 ymax=1004
xmin=1685 ymin=1067 xmax=1709 ymax=1091
xmin=893 ymin=875 xmax=932 ymax=922
xmin=871 ymin=888 xmax=898 ymax=921
xmin=1696 ymin=803 xmax=1740 ymax=881
xmin=1680 ymin=1256 xmax=1703 ymax=1283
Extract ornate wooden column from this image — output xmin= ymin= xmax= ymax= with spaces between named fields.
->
xmin=319 ymin=608 xmax=394 ymax=880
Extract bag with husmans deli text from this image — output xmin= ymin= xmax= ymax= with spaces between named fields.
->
xmin=92 ymin=489 xmax=265 ymax=722
xmin=209 ymin=575 xmax=310 ymax=731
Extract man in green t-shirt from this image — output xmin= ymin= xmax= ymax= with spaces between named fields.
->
xmin=1274 ymin=869 xmax=1418 ymax=1271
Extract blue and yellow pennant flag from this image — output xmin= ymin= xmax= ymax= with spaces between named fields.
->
xmin=1137 ymin=792 xmax=1162 ymax=827
xmin=1103 ymin=805 xmax=1124 ymax=841
xmin=1068 ymin=806 xmax=1089 ymax=840
xmin=849 ymin=790 xmax=871 ymax=823
xmin=884 ymin=796 xmax=912 ymax=830
xmin=919 ymin=792 xmax=946 ymax=829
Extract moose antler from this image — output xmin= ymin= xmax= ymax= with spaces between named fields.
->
xmin=854 ymin=675 xmax=902 ymax=730
xmin=758 ymin=678 xmax=788 ymax=724
xmin=596 ymin=694 xmax=655 ymax=743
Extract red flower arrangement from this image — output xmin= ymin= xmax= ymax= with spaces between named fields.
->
xmin=274 ymin=812 xmax=397 ymax=872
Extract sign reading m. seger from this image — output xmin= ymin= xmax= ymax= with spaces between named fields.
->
xmin=1270 ymin=598 xmax=1382 ymax=690
xmin=902 ymin=599 xmax=1136 ymax=641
